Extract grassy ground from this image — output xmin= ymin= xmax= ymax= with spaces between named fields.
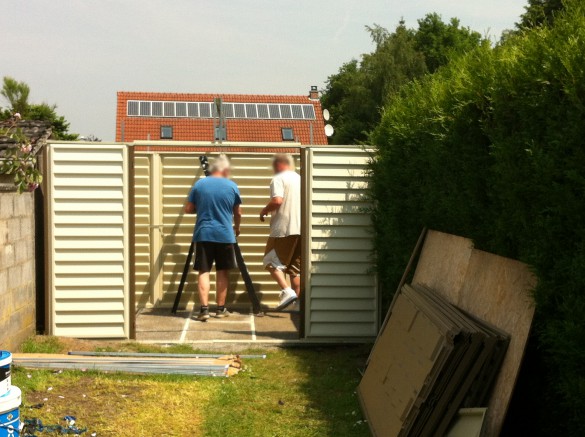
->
xmin=12 ymin=337 xmax=370 ymax=436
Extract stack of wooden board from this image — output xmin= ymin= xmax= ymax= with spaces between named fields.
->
xmin=358 ymin=284 xmax=509 ymax=436
xmin=12 ymin=354 xmax=243 ymax=377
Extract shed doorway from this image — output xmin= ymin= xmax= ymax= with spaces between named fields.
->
xmin=133 ymin=144 xmax=302 ymax=343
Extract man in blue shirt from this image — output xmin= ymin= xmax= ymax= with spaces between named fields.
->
xmin=184 ymin=155 xmax=242 ymax=321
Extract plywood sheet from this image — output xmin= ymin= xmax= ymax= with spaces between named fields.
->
xmin=358 ymin=292 xmax=453 ymax=437
xmin=412 ymin=230 xmax=474 ymax=302
xmin=412 ymin=231 xmax=536 ymax=436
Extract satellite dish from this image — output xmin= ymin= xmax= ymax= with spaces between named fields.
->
xmin=324 ymin=124 xmax=334 ymax=137
xmin=323 ymin=109 xmax=330 ymax=121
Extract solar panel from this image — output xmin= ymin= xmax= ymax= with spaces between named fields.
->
xmin=199 ymin=103 xmax=211 ymax=118
xmin=187 ymin=102 xmax=199 ymax=117
xmin=176 ymin=102 xmax=187 ymax=117
xmin=234 ymin=103 xmax=246 ymax=118
xmin=152 ymin=102 xmax=163 ymax=117
xmin=127 ymin=99 xmax=317 ymax=120
xmin=139 ymin=101 xmax=151 ymax=116
xmin=163 ymin=102 xmax=175 ymax=117
xmin=127 ymin=101 xmax=139 ymax=116
xmin=291 ymin=105 xmax=303 ymax=119
xmin=268 ymin=104 xmax=280 ymax=118
xmin=280 ymin=105 xmax=292 ymax=119
xmin=222 ymin=103 xmax=234 ymax=118
xmin=246 ymin=104 xmax=258 ymax=118
xmin=302 ymin=104 xmax=316 ymax=119
xmin=257 ymin=104 xmax=269 ymax=119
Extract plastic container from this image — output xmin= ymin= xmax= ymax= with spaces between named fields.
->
xmin=0 ymin=352 xmax=11 ymax=398
xmin=0 ymin=386 xmax=21 ymax=436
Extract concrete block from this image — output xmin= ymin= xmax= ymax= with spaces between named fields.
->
xmin=13 ymin=193 xmax=32 ymax=218
xmin=0 ymin=270 xmax=7 ymax=295
xmin=15 ymin=239 xmax=27 ymax=264
xmin=0 ymin=194 xmax=14 ymax=220
xmin=0 ymin=220 xmax=8 ymax=247
xmin=1 ymin=244 xmax=15 ymax=270
xmin=7 ymin=218 xmax=20 ymax=241
xmin=20 ymin=215 xmax=34 ymax=238
xmin=7 ymin=264 xmax=22 ymax=290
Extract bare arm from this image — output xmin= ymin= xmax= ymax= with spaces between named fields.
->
xmin=184 ymin=201 xmax=196 ymax=214
xmin=260 ymin=197 xmax=283 ymax=222
xmin=233 ymin=204 xmax=242 ymax=236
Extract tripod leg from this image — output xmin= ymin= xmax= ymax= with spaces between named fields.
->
xmin=234 ymin=242 xmax=262 ymax=314
xmin=172 ymin=241 xmax=195 ymax=314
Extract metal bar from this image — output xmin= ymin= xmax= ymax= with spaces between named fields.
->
xmin=68 ymin=351 xmax=266 ymax=359
xmin=172 ymin=241 xmax=195 ymax=314
xmin=234 ymin=242 xmax=263 ymax=314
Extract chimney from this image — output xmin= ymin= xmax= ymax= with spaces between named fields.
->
xmin=309 ymin=85 xmax=319 ymax=100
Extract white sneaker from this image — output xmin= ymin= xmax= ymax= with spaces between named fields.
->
xmin=275 ymin=288 xmax=297 ymax=311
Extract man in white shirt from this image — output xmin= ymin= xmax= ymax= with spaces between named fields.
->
xmin=260 ymin=153 xmax=301 ymax=311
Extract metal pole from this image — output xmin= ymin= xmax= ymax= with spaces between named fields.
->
xmin=172 ymin=241 xmax=195 ymax=314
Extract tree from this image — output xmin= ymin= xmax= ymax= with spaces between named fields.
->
xmin=518 ymin=0 xmax=565 ymax=29
xmin=321 ymin=14 xmax=483 ymax=145
xmin=321 ymin=21 xmax=426 ymax=144
xmin=0 ymin=77 xmax=77 ymax=140
xmin=414 ymin=13 xmax=482 ymax=73
xmin=1 ymin=77 xmax=30 ymax=115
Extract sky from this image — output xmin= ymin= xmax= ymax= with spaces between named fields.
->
xmin=1 ymin=0 xmax=527 ymax=140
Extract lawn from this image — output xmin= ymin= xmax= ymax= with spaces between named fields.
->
xmin=12 ymin=337 xmax=370 ymax=436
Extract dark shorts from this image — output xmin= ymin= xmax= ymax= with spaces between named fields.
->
xmin=194 ymin=242 xmax=238 ymax=272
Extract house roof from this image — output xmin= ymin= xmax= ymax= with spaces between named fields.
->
xmin=116 ymin=91 xmax=328 ymax=145
xmin=0 ymin=119 xmax=52 ymax=154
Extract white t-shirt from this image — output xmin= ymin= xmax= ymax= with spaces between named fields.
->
xmin=269 ymin=170 xmax=301 ymax=237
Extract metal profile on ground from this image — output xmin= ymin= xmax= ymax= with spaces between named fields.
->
xmin=12 ymin=354 xmax=243 ymax=377
xmin=68 ymin=351 xmax=266 ymax=359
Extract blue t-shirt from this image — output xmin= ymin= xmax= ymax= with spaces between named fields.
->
xmin=188 ymin=177 xmax=242 ymax=243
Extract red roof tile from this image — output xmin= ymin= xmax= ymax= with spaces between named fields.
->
xmin=116 ymin=91 xmax=328 ymax=145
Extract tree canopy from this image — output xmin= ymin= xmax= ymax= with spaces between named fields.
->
xmin=1 ymin=76 xmax=77 ymax=140
xmin=321 ymin=14 xmax=482 ymax=145
xmin=518 ymin=0 xmax=565 ymax=29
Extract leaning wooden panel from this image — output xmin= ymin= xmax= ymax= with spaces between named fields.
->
xmin=412 ymin=230 xmax=474 ymax=302
xmin=412 ymin=230 xmax=536 ymax=436
xmin=457 ymin=249 xmax=536 ymax=436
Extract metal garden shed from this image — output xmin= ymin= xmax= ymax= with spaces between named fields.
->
xmin=43 ymin=141 xmax=377 ymax=341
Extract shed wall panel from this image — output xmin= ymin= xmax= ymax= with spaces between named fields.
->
xmin=47 ymin=143 xmax=130 ymax=338
xmin=304 ymin=148 xmax=377 ymax=338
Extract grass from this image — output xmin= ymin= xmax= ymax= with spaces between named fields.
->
xmin=12 ymin=337 xmax=370 ymax=437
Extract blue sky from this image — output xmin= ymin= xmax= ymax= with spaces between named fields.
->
xmin=1 ymin=0 xmax=527 ymax=140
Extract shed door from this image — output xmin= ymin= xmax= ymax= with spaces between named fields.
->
xmin=303 ymin=147 xmax=378 ymax=337
xmin=46 ymin=143 xmax=131 ymax=338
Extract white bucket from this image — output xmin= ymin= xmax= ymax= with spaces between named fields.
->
xmin=0 ymin=386 xmax=21 ymax=436
xmin=0 ymin=352 xmax=11 ymax=398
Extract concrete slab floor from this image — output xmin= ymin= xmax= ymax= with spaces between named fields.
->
xmin=135 ymin=307 xmax=300 ymax=343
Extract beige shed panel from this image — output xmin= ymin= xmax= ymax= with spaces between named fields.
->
xmin=134 ymin=148 xmax=298 ymax=309
xmin=46 ymin=143 xmax=131 ymax=338
xmin=303 ymin=147 xmax=378 ymax=337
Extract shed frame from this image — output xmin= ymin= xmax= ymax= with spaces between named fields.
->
xmin=43 ymin=141 xmax=378 ymax=342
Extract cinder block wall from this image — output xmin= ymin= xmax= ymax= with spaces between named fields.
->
xmin=0 ymin=191 xmax=36 ymax=351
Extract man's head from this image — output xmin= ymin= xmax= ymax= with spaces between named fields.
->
xmin=209 ymin=155 xmax=231 ymax=178
xmin=272 ymin=153 xmax=295 ymax=174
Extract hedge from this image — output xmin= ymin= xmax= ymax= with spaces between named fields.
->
xmin=370 ymin=4 xmax=585 ymax=435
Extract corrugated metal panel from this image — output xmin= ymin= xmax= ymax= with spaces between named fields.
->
xmin=135 ymin=150 xmax=292 ymax=308
xmin=47 ymin=143 xmax=130 ymax=338
xmin=304 ymin=147 xmax=377 ymax=338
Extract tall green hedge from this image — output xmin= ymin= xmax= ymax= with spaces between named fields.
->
xmin=370 ymin=4 xmax=585 ymax=435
